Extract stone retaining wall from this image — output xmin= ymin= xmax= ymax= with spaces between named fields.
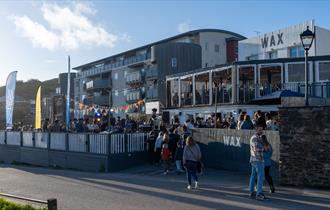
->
xmin=279 ymin=106 xmax=330 ymax=188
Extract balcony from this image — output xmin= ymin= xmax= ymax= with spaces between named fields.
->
xmin=146 ymin=68 xmax=158 ymax=79
xmin=146 ymin=87 xmax=158 ymax=101
xmin=84 ymin=95 xmax=109 ymax=106
xmin=126 ymin=89 xmax=144 ymax=103
xmin=126 ymin=71 xmax=144 ymax=86
xmin=85 ymin=79 xmax=110 ymax=91
xmin=125 ymin=54 xmax=148 ymax=68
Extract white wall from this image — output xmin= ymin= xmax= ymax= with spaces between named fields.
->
xmin=199 ymin=32 xmax=236 ymax=67
xmin=239 ymin=20 xmax=316 ymax=61
xmin=315 ymin=26 xmax=330 ymax=56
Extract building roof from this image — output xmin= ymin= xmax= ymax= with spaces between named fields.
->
xmin=73 ymin=29 xmax=246 ymax=70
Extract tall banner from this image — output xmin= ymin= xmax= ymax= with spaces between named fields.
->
xmin=5 ymin=71 xmax=17 ymax=130
xmin=35 ymin=86 xmax=41 ymax=129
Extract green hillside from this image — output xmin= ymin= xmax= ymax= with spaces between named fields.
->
xmin=0 ymin=78 xmax=58 ymax=99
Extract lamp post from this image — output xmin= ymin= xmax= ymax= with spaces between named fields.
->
xmin=300 ymin=26 xmax=315 ymax=106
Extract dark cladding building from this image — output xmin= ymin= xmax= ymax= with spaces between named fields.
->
xmin=73 ymin=29 xmax=245 ymax=118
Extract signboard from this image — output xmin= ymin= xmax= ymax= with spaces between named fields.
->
xmin=145 ymin=101 xmax=160 ymax=114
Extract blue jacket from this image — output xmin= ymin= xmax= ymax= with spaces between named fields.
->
xmin=263 ymin=145 xmax=273 ymax=166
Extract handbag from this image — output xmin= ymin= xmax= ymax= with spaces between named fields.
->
xmin=187 ymin=145 xmax=203 ymax=174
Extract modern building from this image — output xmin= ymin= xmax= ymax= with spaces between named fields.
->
xmin=56 ymin=73 xmax=76 ymax=98
xmin=165 ymin=21 xmax=330 ymax=121
xmin=239 ymin=20 xmax=330 ymax=61
xmin=73 ymin=29 xmax=245 ymax=118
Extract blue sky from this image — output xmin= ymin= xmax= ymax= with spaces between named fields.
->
xmin=1 ymin=0 xmax=330 ymax=86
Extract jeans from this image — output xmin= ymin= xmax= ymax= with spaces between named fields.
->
xmin=249 ymin=161 xmax=264 ymax=196
xmin=185 ymin=160 xmax=198 ymax=186
xmin=176 ymin=160 xmax=184 ymax=172
xmin=264 ymin=166 xmax=274 ymax=189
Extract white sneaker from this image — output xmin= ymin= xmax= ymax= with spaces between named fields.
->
xmin=194 ymin=181 xmax=198 ymax=189
xmin=187 ymin=185 xmax=191 ymax=190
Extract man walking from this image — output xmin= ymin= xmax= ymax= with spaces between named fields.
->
xmin=249 ymin=124 xmax=267 ymax=200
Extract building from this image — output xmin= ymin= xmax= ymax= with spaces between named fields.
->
xmin=165 ymin=22 xmax=330 ymax=121
xmin=73 ymin=29 xmax=245 ymax=118
xmin=239 ymin=20 xmax=330 ymax=61
xmin=56 ymin=73 xmax=76 ymax=98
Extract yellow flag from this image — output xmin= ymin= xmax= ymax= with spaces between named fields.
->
xmin=35 ymin=86 xmax=41 ymax=129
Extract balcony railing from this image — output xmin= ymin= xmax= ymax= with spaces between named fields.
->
xmin=126 ymin=71 xmax=144 ymax=85
xmin=146 ymin=87 xmax=158 ymax=100
xmin=84 ymin=95 xmax=109 ymax=106
xmin=85 ymin=79 xmax=110 ymax=90
xmin=126 ymin=90 xmax=143 ymax=103
xmin=79 ymin=54 xmax=150 ymax=78
xmin=146 ymin=68 xmax=158 ymax=79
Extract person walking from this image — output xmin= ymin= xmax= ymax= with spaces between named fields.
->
xmin=175 ymin=134 xmax=185 ymax=174
xmin=249 ymin=124 xmax=267 ymax=200
xmin=262 ymin=135 xmax=275 ymax=193
xmin=154 ymin=132 xmax=163 ymax=164
xmin=161 ymin=135 xmax=171 ymax=175
xmin=183 ymin=136 xmax=202 ymax=190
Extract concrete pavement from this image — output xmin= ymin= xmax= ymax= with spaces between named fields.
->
xmin=0 ymin=164 xmax=329 ymax=210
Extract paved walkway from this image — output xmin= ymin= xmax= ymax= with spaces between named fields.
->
xmin=0 ymin=164 xmax=329 ymax=210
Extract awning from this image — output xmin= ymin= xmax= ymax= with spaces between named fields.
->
xmin=250 ymin=90 xmax=305 ymax=105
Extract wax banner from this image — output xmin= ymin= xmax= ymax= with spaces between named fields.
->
xmin=35 ymin=86 xmax=41 ymax=129
xmin=6 ymin=71 xmax=17 ymax=130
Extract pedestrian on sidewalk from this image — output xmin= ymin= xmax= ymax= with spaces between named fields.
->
xmin=249 ymin=124 xmax=267 ymax=200
xmin=175 ymin=134 xmax=185 ymax=174
xmin=183 ymin=136 xmax=202 ymax=190
xmin=161 ymin=134 xmax=171 ymax=175
xmin=154 ymin=132 xmax=163 ymax=165
xmin=262 ymin=135 xmax=275 ymax=193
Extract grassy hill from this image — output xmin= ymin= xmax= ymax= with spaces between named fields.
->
xmin=0 ymin=78 xmax=58 ymax=100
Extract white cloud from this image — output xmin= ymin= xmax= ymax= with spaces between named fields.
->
xmin=10 ymin=2 xmax=126 ymax=51
xmin=178 ymin=22 xmax=191 ymax=33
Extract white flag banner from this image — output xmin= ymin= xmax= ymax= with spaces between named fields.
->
xmin=6 ymin=71 xmax=17 ymax=130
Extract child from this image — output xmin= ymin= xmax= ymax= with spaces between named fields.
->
xmin=161 ymin=136 xmax=171 ymax=175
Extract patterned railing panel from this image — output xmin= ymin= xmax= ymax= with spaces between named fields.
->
xmin=6 ymin=132 xmax=21 ymax=146
xmin=50 ymin=133 xmax=66 ymax=150
xmin=127 ymin=133 xmax=145 ymax=152
xmin=68 ymin=133 xmax=87 ymax=152
xmin=22 ymin=132 xmax=33 ymax=147
xmin=89 ymin=134 xmax=108 ymax=154
xmin=110 ymin=134 xmax=125 ymax=154
xmin=35 ymin=132 xmax=48 ymax=149
xmin=0 ymin=131 xmax=5 ymax=144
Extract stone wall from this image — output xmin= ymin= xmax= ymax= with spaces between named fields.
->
xmin=279 ymin=106 xmax=330 ymax=188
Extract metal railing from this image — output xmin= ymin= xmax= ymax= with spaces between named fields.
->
xmin=0 ymin=192 xmax=57 ymax=210
xmin=0 ymin=132 xmax=148 ymax=155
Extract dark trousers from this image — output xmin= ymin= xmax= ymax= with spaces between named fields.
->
xmin=264 ymin=166 xmax=274 ymax=188
xmin=186 ymin=160 xmax=198 ymax=186
xmin=154 ymin=148 xmax=161 ymax=163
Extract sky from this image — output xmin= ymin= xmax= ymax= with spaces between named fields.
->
xmin=1 ymin=0 xmax=330 ymax=86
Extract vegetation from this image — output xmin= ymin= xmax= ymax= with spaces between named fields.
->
xmin=0 ymin=78 xmax=58 ymax=99
xmin=0 ymin=198 xmax=46 ymax=210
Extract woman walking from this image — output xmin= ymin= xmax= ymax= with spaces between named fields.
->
xmin=161 ymin=134 xmax=171 ymax=175
xmin=262 ymin=135 xmax=275 ymax=193
xmin=183 ymin=136 xmax=202 ymax=190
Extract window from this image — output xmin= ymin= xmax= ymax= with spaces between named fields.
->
xmin=214 ymin=44 xmax=220 ymax=53
xmin=114 ymin=90 xmax=118 ymax=96
xmin=205 ymin=42 xmax=208 ymax=51
xmin=289 ymin=46 xmax=304 ymax=58
xmin=268 ymin=50 xmax=277 ymax=59
xmin=319 ymin=62 xmax=330 ymax=81
xmin=288 ymin=63 xmax=305 ymax=82
xmin=114 ymin=73 xmax=118 ymax=80
xmin=171 ymin=58 xmax=177 ymax=68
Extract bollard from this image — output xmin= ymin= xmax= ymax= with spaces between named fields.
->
xmin=47 ymin=198 xmax=57 ymax=210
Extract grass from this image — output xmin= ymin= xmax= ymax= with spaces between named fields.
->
xmin=0 ymin=198 xmax=46 ymax=210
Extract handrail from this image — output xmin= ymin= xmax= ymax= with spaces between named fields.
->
xmin=0 ymin=192 xmax=57 ymax=210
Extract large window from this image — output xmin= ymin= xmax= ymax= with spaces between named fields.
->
xmin=288 ymin=63 xmax=305 ymax=82
xmin=319 ymin=62 xmax=330 ymax=81
xmin=213 ymin=69 xmax=232 ymax=104
xmin=195 ymin=73 xmax=210 ymax=105
xmin=166 ymin=79 xmax=179 ymax=107
xmin=180 ymin=77 xmax=193 ymax=106
xmin=238 ymin=67 xmax=255 ymax=103
xmin=289 ymin=46 xmax=304 ymax=58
